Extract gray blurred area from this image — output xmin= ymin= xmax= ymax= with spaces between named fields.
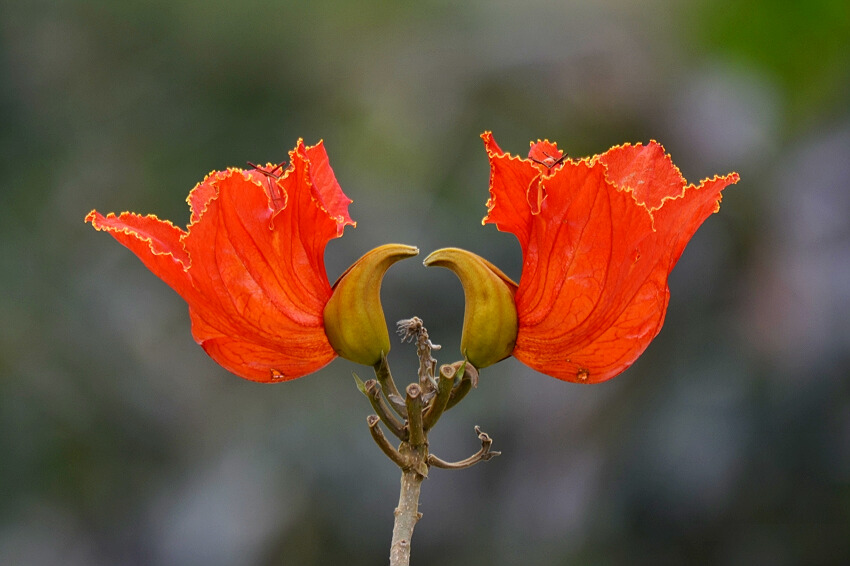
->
xmin=2 ymin=1 xmax=849 ymax=564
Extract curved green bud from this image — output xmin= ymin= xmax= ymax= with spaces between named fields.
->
xmin=324 ymin=244 xmax=419 ymax=366
xmin=423 ymin=248 xmax=518 ymax=368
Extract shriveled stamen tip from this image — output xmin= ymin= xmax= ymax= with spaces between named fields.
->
xmin=270 ymin=369 xmax=286 ymax=380
xmin=576 ymin=369 xmax=589 ymax=381
xmin=396 ymin=317 xmax=425 ymax=342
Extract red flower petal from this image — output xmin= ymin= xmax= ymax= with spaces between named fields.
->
xmin=85 ymin=210 xmax=195 ymax=301
xmin=481 ymin=131 xmax=540 ymax=249
xmin=599 ymin=141 xmax=739 ymax=266
xmin=484 ymin=134 xmax=738 ymax=383
xmin=653 ymin=173 xmax=740 ymax=269
xmin=187 ymin=170 xmax=227 ymax=224
xmin=87 ymin=140 xmax=354 ymax=382
xmin=303 ymin=140 xmax=356 ymax=236
xmin=190 ymin=312 xmax=334 ymax=382
xmin=597 ymin=141 xmax=686 ymax=210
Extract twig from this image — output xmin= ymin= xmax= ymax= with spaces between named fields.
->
xmin=374 ymin=353 xmax=407 ymax=417
xmin=422 ymin=363 xmax=458 ymax=431
xmin=363 ymin=380 xmax=408 ymax=440
xmin=390 ymin=469 xmax=424 ymax=566
xmin=367 ymin=415 xmax=407 ymax=469
xmin=404 ymin=383 xmax=426 ymax=448
xmin=428 ymin=426 xmax=501 ymax=470
xmin=390 ymin=384 xmax=430 ymax=566
xmin=379 ymin=318 xmax=499 ymax=566
xmin=444 ymin=362 xmax=478 ymax=411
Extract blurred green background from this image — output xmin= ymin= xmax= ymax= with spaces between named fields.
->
xmin=2 ymin=0 xmax=849 ymax=564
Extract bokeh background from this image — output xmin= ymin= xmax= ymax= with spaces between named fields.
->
xmin=2 ymin=0 xmax=849 ymax=564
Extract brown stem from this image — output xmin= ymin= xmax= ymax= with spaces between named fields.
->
xmin=378 ymin=320 xmax=497 ymax=565
xmin=405 ymin=383 xmax=426 ymax=448
xmin=389 ymin=469 xmax=424 ymax=566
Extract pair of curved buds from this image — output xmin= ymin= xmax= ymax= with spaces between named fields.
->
xmin=323 ymin=245 xmax=518 ymax=369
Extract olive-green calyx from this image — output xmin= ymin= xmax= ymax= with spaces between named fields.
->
xmin=324 ymin=244 xmax=419 ymax=366
xmin=423 ymin=248 xmax=518 ymax=368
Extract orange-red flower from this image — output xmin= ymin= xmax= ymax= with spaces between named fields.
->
xmin=481 ymin=132 xmax=739 ymax=383
xmin=87 ymin=140 xmax=413 ymax=382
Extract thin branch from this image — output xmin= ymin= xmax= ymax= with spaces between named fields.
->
xmin=428 ymin=426 xmax=501 ymax=470
xmin=374 ymin=353 xmax=407 ymax=418
xmin=405 ymin=383 xmax=426 ymax=448
xmin=364 ymin=379 xmax=408 ymax=440
xmin=367 ymin=415 xmax=407 ymax=469
xmin=444 ymin=363 xmax=478 ymax=411
xmin=422 ymin=363 xmax=458 ymax=431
